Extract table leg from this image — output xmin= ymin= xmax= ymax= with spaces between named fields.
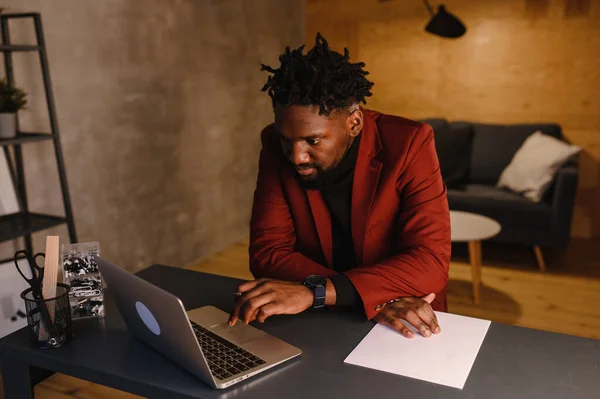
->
xmin=468 ymin=240 xmax=482 ymax=305
xmin=1 ymin=354 xmax=34 ymax=399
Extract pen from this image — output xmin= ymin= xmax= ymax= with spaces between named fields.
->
xmin=233 ymin=292 xmax=242 ymax=297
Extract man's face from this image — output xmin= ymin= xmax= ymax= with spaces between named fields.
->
xmin=274 ymin=104 xmax=363 ymax=182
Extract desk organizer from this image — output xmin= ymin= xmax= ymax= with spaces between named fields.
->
xmin=21 ymin=283 xmax=72 ymax=349
xmin=61 ymin=241 xmax=105 ymax=320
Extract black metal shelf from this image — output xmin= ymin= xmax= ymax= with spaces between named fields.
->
xmin=2 ymin=13 xmax=40 ymax=20
xmin=0 ymin=12 xmax=77 ymax=253
xmin=0 ymin=212 xmax=67 ymax=243
xmin=0 ymin=132 xmax=53 ymax=146
xmin=0 ymin=45 xmax=40 ymax=52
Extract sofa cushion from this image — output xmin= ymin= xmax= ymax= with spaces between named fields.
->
xmin=447 ymin=184 xmax=552 ymax=228
xmin=419 ymin=118 xmax=450 ymax=136
xmin=437 ymin=122 xmax=474 ymax=189
xmin=497 ymin=131 xmax=581 ymax=202
xmin=463 ymin=122 xmax=563 ymax=185
xmin=420 ymin=119 xmax=474 ymax=189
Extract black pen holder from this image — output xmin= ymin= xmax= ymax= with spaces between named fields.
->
xmin=21 ymin=283 xmax=73 ymax=349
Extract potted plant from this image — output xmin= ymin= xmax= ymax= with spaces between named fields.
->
xmin=0 ymin=78 xmax=27 ymax=139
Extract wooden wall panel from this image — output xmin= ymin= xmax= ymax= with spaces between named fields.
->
xmin=307 ymin=0 xmax=600 ymax=239
xmin=564 ymin=0 xmax=591 ymax=17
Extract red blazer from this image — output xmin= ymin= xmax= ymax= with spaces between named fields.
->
xmin=249 ymin=108 xmax=451 ymax=320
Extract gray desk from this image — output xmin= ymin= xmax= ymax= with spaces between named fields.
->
xmin=1 ymin=265 xmax=599 ymax=398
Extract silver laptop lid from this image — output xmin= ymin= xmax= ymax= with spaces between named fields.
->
xmin=95 ymin=256 xmax=216 ymax=386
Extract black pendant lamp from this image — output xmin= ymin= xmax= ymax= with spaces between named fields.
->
xmin=423 ymin=0 xmax=466 ymax=38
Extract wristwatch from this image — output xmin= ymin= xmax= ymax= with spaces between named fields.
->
xmin=303 ymin=275 xmax=327 ymax=308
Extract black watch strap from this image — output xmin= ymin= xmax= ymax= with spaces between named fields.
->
xmin=312 ymin=284 xmax=326 ymax=308
xmin=303 ymin=275 xmax=326 ymax=308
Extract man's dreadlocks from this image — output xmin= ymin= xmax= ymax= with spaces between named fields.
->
xmin=260 ymin=33 xmax=374 ymax=117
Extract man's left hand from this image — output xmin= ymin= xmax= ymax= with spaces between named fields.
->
xmin=373 ymin=293 xmax=440 ymax=339
xmin=228 ymin=278 xmax=313 ymax=326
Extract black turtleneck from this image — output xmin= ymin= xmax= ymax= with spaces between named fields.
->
xmin=319 ymin=134 xmax=363 ymax=309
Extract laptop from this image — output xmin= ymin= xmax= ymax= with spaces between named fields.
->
xmin=95 ymin=256 xmax=302 ymax=389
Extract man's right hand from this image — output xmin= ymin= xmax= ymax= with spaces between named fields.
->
xmin=372 ymin=293 xmax=440 ymax=339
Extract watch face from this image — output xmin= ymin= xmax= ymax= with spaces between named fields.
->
xmin=306 ymin=275 xmax=326 ymax=286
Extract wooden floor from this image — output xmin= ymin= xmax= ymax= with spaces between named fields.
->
xmin=3 ymin=237 xmax=600 ymax=398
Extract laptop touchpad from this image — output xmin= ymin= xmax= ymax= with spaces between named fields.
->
xmin=210 ymin=322 xmax=266 ymax=345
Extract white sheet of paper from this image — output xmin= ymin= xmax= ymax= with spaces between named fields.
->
xmin=344 ymin=311 xmax=491 ymax=389
xmin=0 ymin=151 xmax=19 ymax=215
xmin=0 ymin=260 xmax=29 ymax=338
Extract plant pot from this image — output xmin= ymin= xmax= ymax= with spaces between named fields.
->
xmin=0 ymin=113 xmax=17 ymax=139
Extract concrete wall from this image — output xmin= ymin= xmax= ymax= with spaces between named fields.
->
xmin=0 ymin=0 xmax=305 ymax=271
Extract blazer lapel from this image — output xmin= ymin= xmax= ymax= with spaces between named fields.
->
xmin=351 ymin=110 xmax=382 ymax=266
xmin=306 ymin=190 xmax=333 ymax=268
xmin=305 ymin=109 xmax=382 ymax=269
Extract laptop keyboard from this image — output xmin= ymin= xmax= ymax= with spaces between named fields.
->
xmin=190 ymin=321 xmax=266 ymax=380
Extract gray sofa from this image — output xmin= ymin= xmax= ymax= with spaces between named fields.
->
xmin=421 ymin=118 xmax=579 ymax=267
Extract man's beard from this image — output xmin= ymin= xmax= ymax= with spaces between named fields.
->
xmin=293 ymin=136 xmax=358 ymax=191
xmin=293 ymin=162 xmax=341 ymax=190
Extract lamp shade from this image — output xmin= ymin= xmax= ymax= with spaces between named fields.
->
xmin=425 ymin=4 xmax=466 ymax=38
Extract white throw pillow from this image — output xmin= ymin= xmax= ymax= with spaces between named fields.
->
xmin=496 ymin=131 xmax=580 ymax=202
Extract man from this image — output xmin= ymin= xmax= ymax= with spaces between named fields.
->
xmin=228 ymin=33 xmax=451 ymax=339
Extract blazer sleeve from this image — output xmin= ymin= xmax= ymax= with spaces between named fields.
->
xmin=343 ymin=123 xmax=451 ymax=320
xmin=249 ymin=128 xmax=337 ymax=281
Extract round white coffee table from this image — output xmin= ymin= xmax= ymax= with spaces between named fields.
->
xmin=450 ymin=210 xmax=501 ymax=305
